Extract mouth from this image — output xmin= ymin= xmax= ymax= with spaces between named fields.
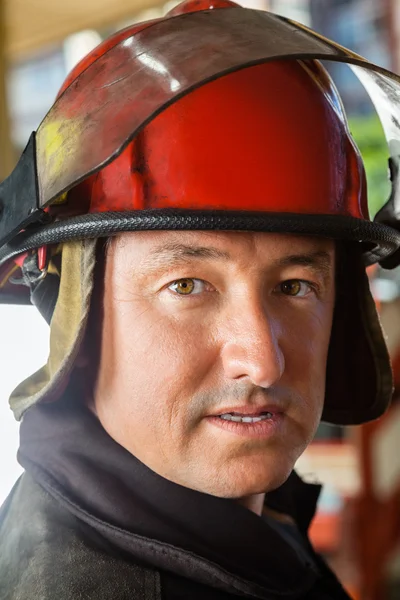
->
xmin=205 ymin=406 xmax=284 ymax=438
xmin=217 ymin=411 xmax=273 ymax=423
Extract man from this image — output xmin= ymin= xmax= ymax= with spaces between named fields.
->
xmin=1 ymin=0 xmax=400 ymax=598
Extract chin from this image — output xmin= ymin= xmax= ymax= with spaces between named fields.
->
xmin=199 ymin=455 xmax=295 ymax=498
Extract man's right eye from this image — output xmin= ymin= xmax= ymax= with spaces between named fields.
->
xmin=168 ymin=278 xmax=207 ymax=295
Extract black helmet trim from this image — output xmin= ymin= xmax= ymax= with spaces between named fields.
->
xmin=1 ymin=210 xmax=399 ymax=269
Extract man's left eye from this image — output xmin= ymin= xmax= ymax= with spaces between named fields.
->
xmin=168 ymin=278 xmax=207 ymax=295
xmin=278 ymin=279 xmax=313 ymax=297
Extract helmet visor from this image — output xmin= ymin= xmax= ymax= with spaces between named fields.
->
xmin=36 ymin=7 xmax=400 ymax=209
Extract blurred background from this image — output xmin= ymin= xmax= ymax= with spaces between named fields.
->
xmin=1 ymin=0 xmax=400 ymax=598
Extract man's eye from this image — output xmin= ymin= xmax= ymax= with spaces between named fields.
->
xmin=168 ymin=278 xmax=206 ymax=295
xmin=279 ymin=279 xmax=313 ymax=297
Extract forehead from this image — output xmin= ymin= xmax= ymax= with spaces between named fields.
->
xmin=110 ymin=230 xmax=335 ymax=265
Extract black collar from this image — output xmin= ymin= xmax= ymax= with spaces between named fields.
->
xmin=19 ymin=393 xmax=322 ymax=599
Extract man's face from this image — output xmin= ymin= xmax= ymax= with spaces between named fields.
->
xmin=94 ymin=231 xmax=335 ymax=497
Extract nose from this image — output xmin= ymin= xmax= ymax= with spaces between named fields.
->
xmin=220 ymin=299 xmax=285 ymax=388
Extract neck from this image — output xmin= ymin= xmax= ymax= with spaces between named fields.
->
xmin=236 ymin=493 xmax=266 ymax=515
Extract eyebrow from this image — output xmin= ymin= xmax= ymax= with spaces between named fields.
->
xmin=139 ymin=243 xmax=231 ymax=272
xmin=139 ymin=244 xmax=333 ymax=278
xmin=276 ymin=250 xmax=333 ymax=277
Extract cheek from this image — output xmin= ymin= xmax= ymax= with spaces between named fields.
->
xmin=284 ymin=299 xmax=332 ymax=362
xmin=96 ymin=297 xmax=222 ymax=470
xmin=280 ymin=304 xmax=333 ymax=413
xmin=107 ymin=301 xmax=218 ymax=418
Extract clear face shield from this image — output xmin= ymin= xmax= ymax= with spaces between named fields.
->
xmin=1 ymin=7 xmax=400 ymax=266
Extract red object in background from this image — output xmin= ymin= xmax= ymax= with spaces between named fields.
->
xmin=297 ymin=440 xmax=360 ymax=596
xmin=309 ymin=511 xmax=341 ymax=554
xmin=347 ymin=270 xmax=400 ymax=598
xmin=354 ymin=405 xmax=400 ymax=600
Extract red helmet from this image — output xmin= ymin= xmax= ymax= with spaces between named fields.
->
xmin=1 ymin=0 xmax=400 ymax=271
xmin=66 ymin=58 xmax=366 ymax=223
xmin=2 ymin=0 xmax=400 ymax=424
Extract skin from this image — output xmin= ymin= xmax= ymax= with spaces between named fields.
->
xmin=93 ymin=231 xmax=336 ymax=515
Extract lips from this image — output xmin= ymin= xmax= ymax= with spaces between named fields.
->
xmin=205 ymin=405 xmax=285 ymax=437
xmin=209 ymin=405 xmax=284 ymax=417
xmin=219 ymin=412 xmax=273 ymax=423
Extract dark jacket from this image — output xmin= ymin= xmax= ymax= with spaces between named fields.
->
xmin=0 ymin=395 xmax=352 ymax=600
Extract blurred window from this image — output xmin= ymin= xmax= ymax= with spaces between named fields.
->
xmin=8 ymin=50 xmax=66 ymax=153
xmin=0 ymin=306 xmax=49 ymax=505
